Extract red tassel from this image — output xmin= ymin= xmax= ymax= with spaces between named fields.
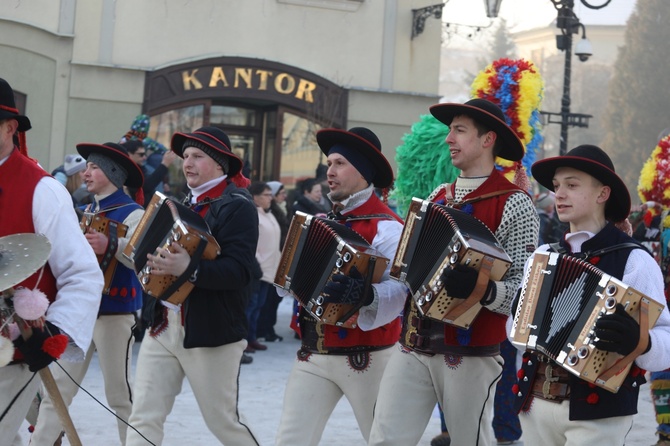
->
xmin=512 ymin=162 xmax=531 ymax=192
xmin=135 ymin=188 xmax=145 ymax=207
xmin=381 ymin=187 xmax=389 ymax=205
xmin=17 ymin=131 xmax=28 ymax=157
xmin=230 ymin=172 xmax=251 ymax=188
xmin=42 ymin=334 xmax=68 ymax=359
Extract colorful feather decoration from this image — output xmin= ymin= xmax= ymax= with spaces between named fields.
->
xmin=470 ymin=58 xmax=544 ymax=183
xmin=638 ymin=134 xmax=670 ymax=231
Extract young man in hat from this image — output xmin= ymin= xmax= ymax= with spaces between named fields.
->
xmin=275 ymin=127 xmax=407 ymax=445
xmin=125 ymin=127 xmax=260 ymax=446
xmin=0 ymin=78 xmax=104 ymax=443
xmin=30 ymin=141 xmax=145 ymax=445
xmin=369 ymin=98 xmax=539 ymax=446
xmin=507 ymin=145 xmax=670 ymax=445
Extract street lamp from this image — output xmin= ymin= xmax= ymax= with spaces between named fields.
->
xmin=484 ymin=0 xmax=503 ymax=18
xmin=481 ymin=0 xmax=610 ymax=155
xmin=543 ymin=0 xmax=612 ymax=154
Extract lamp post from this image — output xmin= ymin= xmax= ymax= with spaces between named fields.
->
xmin=483 ymin=0 xmax=608 ymax=155
xmin=551 ymin=0 xmax=595 ymax=155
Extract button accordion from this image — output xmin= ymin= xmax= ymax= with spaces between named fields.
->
xmin=80 ymin=211 xmax=128 ymax=294
xmin=390 ymin=198 xmax=512 ymax=329
xmin=510 ymin=251 xmax=664 ymax=392
xmin=274 ymin=212 xmax=389 ymax=329
xmin=123 ymin=192 xmax=221 ymax=305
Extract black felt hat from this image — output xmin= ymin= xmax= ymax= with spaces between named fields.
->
xmin=429 ymin=98 xmax=524 ymax=162
xmin=0 ymin=78 xmax=31 ymax=132
xmin=531 ymin=144 xmax=631 ymax=222
xmin=76 ymin=142 xmax=144 ymax=188
xmin=171 ymin=126 xmax=243 ymax=177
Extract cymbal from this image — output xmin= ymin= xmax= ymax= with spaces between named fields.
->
xmin=0 ymin=233 xmax=52 ymax=292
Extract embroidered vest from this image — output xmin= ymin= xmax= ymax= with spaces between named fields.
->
xmin=428 ymin=169 xmax=526 ymax=346
xmin=305 ymin=193 xmax=403 ymax=349
xmin=88 ymin=189 xmax=143 ymax=313
xmin=514 ymin=223 xmax=647 ymax=420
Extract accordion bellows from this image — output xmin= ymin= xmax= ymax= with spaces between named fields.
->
xmin=274 ymin=212 xmax=388 ymax=328
xmin=123 ymin=192 xmax=221 ymax=305
xmin=511 ymin=251 xmax=664 ymax=392
xmin=391 ymin=198 xmax=512 ymax=328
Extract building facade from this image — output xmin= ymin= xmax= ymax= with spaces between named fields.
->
xmin=0 ymin=0 xmax=442 ymax=189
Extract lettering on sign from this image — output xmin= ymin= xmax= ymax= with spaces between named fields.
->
xmin=181 ymin=66 xmax=317 ymax=103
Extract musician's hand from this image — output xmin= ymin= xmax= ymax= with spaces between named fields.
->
xmin=322 ymin=266 xmax=374 ymax=306
xmin=594 ymin=304 xmax=647 ymax=356
xmin=148 ymin=243 xmax=190 ymax=277
xmin=14 ymin=321 xmax=68 ymax=372
xmin=441 ymin=264 xmax=480 ymax=299
xmin=84 ymin=229 xmax=109 ymax=255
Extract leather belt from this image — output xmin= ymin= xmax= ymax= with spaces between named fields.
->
xmin=531 ymin=362 xmax=571 ymax=402
xmin=300 ymin=314 xmax=392 ymax=355
xmin=402 ymin=316 xmax=499 ymax=357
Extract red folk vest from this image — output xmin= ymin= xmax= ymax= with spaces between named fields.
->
xmin=0 ymin=149 xmax=59 ymax=300
xmin=433 ymin=169 xmax=526 ymax=346
xmin=319 ymin=193 xmax=403 ymax=348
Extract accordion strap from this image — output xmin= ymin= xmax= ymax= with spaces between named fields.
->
xmin=443 ymin=187 xmax=519 ymax=207
xmin=327 ymin=212 xmax=395 ymax=222
xmin=443 ymin=255 xmax=494 ymax=322
xmin=548 ymin=242 xmax=641 ymax=258
xmin=597 ymin=298 xmax=651 ymax=385
xmin=100 ymin=221 xmax=121 ymax=294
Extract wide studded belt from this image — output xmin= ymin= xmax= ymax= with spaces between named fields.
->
xmin=531 ymin=361 xmax=571 ymax=402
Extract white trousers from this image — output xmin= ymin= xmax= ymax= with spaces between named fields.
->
xmin=125 ymin=310 xmax=259 ymax=446
xmin=30 ymin=313 xmax=136 ymax=445
xmin=368 ymin=344 xmax=503 ymax=446
xmin=276 ymin=347 xmax=394 ymax=446
xmin=519 ymin=397 xmax=634 ymax=445
xmin=0 ymin=364 xmax=40 ymax=445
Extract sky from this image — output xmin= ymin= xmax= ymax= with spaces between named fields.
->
xmin=442 ymin=0 xmax=557 ymax=33
xmin=438 ymin=0 xmax=636 ymax=49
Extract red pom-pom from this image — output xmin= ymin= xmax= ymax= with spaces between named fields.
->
xmin=586 ymin=393 xmax=599 ymax=404
xmin=28 ymin=425 xmax=35 ymax=433
xmin=517 ymin=369 xmax=525 ymax=379
xmin=588 ymin=256 xmax=601 ymax=265
xmin=631 ymin=366 xmax=644 ymax=377
xmin=42 ymin=334 xmax=68 ymax=359
xmin=512 ymin=384 xmax=520 ymax=395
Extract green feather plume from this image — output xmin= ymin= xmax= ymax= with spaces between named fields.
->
xmin=392 ymin=114 xmax=460 ymax=216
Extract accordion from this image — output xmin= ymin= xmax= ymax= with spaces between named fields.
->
xmin=510 ymin=251 xmax=664 ymax=392
xmin=80 ymin=211 xmax=128 ymax=294
xmin=274 ymin=212 xmax=389 ymax=329
xmin=390 ymin=198 xmax=512 ymax=329
xmin=123 ymin=192 xmax=221 ymax=305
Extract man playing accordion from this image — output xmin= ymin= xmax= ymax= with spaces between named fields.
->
xmin=369 ymin=99 xmax=540 ymax=446
xmin=506 ymin=145 xmax=670 ymax=445
xmin=125 ymin=127 xmax=261 ymax=445
xmin=275 ymin=127 xmax=407 ymax=445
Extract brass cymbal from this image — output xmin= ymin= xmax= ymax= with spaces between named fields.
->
xmin=0 ymin=233 xmax=52 ymax=292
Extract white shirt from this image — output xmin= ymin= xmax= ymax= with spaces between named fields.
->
xmin=33 ymin=177 xmax=104 ymax=360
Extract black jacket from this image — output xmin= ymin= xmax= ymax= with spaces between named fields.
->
xmin=146 ymin=181 xmax=259 ymax=348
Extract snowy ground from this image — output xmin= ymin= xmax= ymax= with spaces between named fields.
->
xmin=18 ymin=297 xmax=660 ymax=445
